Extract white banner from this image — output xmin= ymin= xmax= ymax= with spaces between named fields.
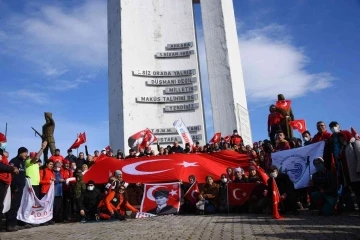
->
xmin=2 ymin=186 xmax=11 ymax=213
xmin=173 ymin=118 xmax=194 ymax=148
xmin=17 ymin=178 xmax=54 ymax=224
xmin=135 ymin=212 xmax=157 ymax=219
xmin=271 ymin=141 xmax=325 ymax=189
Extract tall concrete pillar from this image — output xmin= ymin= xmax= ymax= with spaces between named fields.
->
xmin=200 ymin=0 xmax=252 ymax=145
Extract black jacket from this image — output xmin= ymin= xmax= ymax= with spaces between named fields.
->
xmin=83 ymin=188 xmax=102 ymax=209
xmin=267 ymin=173 xmax=295 ymax=195
xmin=9 ymin=156 xmax=26 ymax=191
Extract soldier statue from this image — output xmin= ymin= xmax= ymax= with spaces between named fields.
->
xmin=42 ymin=112 xmax=56 ymax=161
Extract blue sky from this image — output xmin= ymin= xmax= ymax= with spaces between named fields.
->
xmin=1 ymin=0 xmax=359 ymax=157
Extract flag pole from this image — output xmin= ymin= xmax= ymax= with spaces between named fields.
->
xmin=76 ymin=133 xmax=79 ymax=157
xmin=5 ymin=123 xmax=7 ymax=137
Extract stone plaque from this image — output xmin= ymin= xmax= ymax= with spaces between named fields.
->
xmin=164 ymin=103 xmax=199 ymax=112
xmin=133 ymin=69 xmax=196 ymax=77
xmin=155 ymin=50 xmax=195 ymax=58
xmin=150 ymin=125 xmax=201 ymax=135
xmin=166 ymin=42 xmax=193 ymax=49
xmin=154 ymin=134 xmax=202 ymax=144
xmin=146 ymin=77 xmax=196 ymax=86
xmin=136 ymin=94 xmax=198 ymax=103
xmin=164 ymin=86 xmax=197 ymax=94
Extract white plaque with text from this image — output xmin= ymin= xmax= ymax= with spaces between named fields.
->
xmin=133 ymin=69 xmax=196 ymax=77
xmin=136 ymin=94 xmax=198 ymax=103
xmin=154 ymin=134 xmax=202 ymax=144
xmin=150 ymin=125 xmax=201 ymax=135
xmin=166 ymin=42 xmax=193 ymax=49
xmin=146 ymin=77 xmax=196 ymax=86
xmin=156 ymin=50 xmax=195 ymax=58
xmin=164 ymin=86 xmax=197 ymax=94
xmin=164 ymin=103 xmax=199 ymax=112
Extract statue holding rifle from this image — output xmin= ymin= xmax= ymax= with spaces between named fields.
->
xmin=31 ymin=112 xmax=56 ymax=162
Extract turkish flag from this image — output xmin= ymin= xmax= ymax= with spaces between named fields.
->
xmin=227 ymin=183 xmax=255 ymax=206
xmin=351 ymin=127 xmax=360 ymax=140
xmin=140 ymin=129 xmax=157 ymax=149
xmin=289 ymin=120 xmax=306 ymax=134
xmin=184 ymin=182 xmax=200 ymax=205
xmin=128 ymin=128 xmax=157 ymax=151
xmin=272 ymin=178 xmax=283 ymax=219
xmin=276 ymin=100 xmax=291 ymax=112
xmin=140 ymin=182 xmax=181 ymax=215
xmin=224 ymin=135 xmax=231 ymax=143
xmin=68 ymin=132 xmax=86 ymax=150
xmin=84 ymin=150 xmax=251 ymax=184
xmin=209 ymin=133 xmax=221 ymax=144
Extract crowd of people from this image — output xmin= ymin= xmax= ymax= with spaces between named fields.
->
xmin=0 ymin=95 xmax=359 ymax=232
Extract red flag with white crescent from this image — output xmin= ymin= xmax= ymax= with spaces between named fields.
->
xmin=224 ymin=135 xmax=231 ymax=143
xmin=140 ymin=129 xmax=157 ymax=149
xmin=252 ymin=164 xmax=269 ymax=184
xmin=289 ymin=120 xmax=306 ymax=134
xmin=272 ymin=178 xmax=283 ymax=219
xmin=68 ymin=132 xmax=86 ymax=150
xmin=209 ymin=133 xmax=221 ymax=144
xmin=227 ymin=183 xmax=255 ymax=206
xmin=183 ymin=182 xmax=200 ymax=205
xmin=140 ymin=182 xmax=181 ymax=216
xmin=276 ymin=100 xmax=291 ymax=112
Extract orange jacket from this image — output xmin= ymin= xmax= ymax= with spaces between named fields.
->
xmin=40 ymin=168 xmax=55 ymax=194
xmin=103 ymin=191 xmax=138 ymax=215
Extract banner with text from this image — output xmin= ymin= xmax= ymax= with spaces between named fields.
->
xmin=17 ymin=178 xmax=54 ymax=224
xmin=271 ymin=141 xmax=325 ymax=189
xmin=173 ymin=118 xmax=194 ymax=148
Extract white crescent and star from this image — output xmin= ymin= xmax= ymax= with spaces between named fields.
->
xmin=177 ymin=161 xmax=198 ymax=168
xmin=122 ymin=159 xmax=173 ymax=175
xmin=233 ymin=188 xmax=241 ymax=200
xmin=169 ymin=189 xmax=177 ymax=196
xmin=191 ymin=190 xmax=198 ymax=199
xmin=146 ymin=185 xmax=162 ymax=201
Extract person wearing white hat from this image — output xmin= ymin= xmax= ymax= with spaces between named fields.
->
xmin=233 ymin=167 xmax=248 ymax=183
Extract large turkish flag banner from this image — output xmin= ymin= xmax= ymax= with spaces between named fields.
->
xmin=83 ymin=150 xmax=251 ymax=184
xmin=275 ymin=100 xmax=291 ymax=112
xmin=140 ymin=182 xmax=181 ymax=215
xmin=227 ymin=183 xmax=255 ymax=206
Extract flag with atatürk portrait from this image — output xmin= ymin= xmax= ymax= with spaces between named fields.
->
xmin=140 ymin=182 xmax=181 ymax=216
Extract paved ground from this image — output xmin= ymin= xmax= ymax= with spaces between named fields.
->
xmin=1 ymin=211 xmax=360 ymax=240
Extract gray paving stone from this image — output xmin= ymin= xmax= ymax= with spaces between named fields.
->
xmin=0 ymin=212 xmax=360 ymax=240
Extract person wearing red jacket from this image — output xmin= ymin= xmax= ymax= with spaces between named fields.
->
xmin=0 ymin=148 xmax=19 ymax=218
xmin=275 ymin=130 xmax=290 ymax=151
xmin=267 ymin=105 xmax=284 ymax=145
xmin=312 ymin=121 xmax=332 ymax=143
xmin=98 ymin=185 xmax=138 ymax=220
xmin=49 ymin=149 xmax=64 ymax=164
xmin=230 ymin=130 xmax=243 ymax=147
xmin=40 ymin=160 xmax=55 ymax=197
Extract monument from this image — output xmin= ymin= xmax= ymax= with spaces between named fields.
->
xmin=108 ymin=0 xmax=252 ymax=151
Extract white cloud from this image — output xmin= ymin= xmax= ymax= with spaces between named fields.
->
xmin=238 ymin=24 xmax=334 ymax=102
xmin=7 ymin=89 xmax=48 ymax=105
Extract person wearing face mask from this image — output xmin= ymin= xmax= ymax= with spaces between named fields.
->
xmin=309 ymin=157 xmax=337 ymax=215
xmin=266 ymin=165 xmax=298 ymax=215
xmin=52 ymin=161 xmax=65 ymax=222
xmin=79 ymin=180 xmax=101 ymax=223
xmin=219 ymin=174 xmax=229 ymax=212
xmin=302 ymin=131 xmax=312 ymax=146
xmin=324 ymin=121 xmax=355 ymax=212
